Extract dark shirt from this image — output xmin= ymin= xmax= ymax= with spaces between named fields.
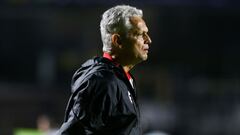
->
xmin=57 ymin=56 xmax=141 ymax=135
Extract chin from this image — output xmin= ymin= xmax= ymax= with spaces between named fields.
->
xmin=143 ymin=57 xmax=148 ymax=61
xmin=138 ymin=57 xmax=147 ymax=62
xmin=142 ymin=54 xmax=148 ymax=61
xmin=135 ymin=54 xmax=148 ymax=64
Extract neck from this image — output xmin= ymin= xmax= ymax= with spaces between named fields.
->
xmin=122 ymin=65 xmax=134 ymax=73
xmin=103 ymin=52 xmax=135 ymax=72
xmin=112 ymin=55 xmax=135 ymax=72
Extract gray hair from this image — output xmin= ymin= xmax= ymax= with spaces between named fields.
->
xmin=100 ymin=5 xmax=143 ymax=52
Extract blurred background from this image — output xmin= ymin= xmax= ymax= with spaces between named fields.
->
xmin=0 ymin=0 xmax=240 ymax=135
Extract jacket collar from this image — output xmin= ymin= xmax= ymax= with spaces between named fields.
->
xmin=102 ymin=52 xmax=132 ymax=80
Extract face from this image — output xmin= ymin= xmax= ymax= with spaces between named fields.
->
xmin=121 ymin=16 xmax=152 ymax=64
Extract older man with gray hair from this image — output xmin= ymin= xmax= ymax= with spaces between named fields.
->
xmin=57 ymin=5 xmax=152 ymax=135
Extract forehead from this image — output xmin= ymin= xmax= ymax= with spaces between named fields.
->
xmin=129 ymin=16 xmax=148 ymax=32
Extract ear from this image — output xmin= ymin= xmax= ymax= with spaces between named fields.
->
xmin=111 ymin=34 xmax=122 ymax=49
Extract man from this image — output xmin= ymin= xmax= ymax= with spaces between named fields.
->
xmin=57 ymin=5 xmax=152 ymax=135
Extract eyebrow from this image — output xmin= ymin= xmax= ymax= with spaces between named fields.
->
xmin=138 ymin=29 xmax=148 ymax=34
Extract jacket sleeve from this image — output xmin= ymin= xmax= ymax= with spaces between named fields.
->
xmin=57 ymin=74 xmax=119 ymax=135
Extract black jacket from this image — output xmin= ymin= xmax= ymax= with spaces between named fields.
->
xmin=57 ymin=57 xmax=141 ymax=135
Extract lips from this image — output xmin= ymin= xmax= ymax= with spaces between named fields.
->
xmin=143 ymin=46 xmax=149 ymax=52
xmin=143 ymin=49 xmax=149 ymax=54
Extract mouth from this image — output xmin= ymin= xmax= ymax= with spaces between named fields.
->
xmin=143 ymin=46 xmax=149 ymax=53
xmin=143 ymin=49 xmax=149 ymax=54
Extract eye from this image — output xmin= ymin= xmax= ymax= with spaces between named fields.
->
xmin=135 ymin=32 xmax=144 ymax=37
xmin=130 ymin=31 xmax=146 ymax=38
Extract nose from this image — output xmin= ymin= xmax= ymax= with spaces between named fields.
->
xmin=144 ymin=33 xmax=152 ymax=44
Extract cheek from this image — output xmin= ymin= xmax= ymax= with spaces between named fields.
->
xmin=127 ymin=37 xmax=144 ymax=51
xmin=136 ymin=38 xmax=145 ymax=49
xmin=133 ymin=43 xmax=144 ymax=55
xmin=137 ymin=37 xmax=145 ymax=44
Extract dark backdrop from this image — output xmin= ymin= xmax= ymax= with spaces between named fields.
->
xmin=0 ymin=1 xmax=240 ymax=135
